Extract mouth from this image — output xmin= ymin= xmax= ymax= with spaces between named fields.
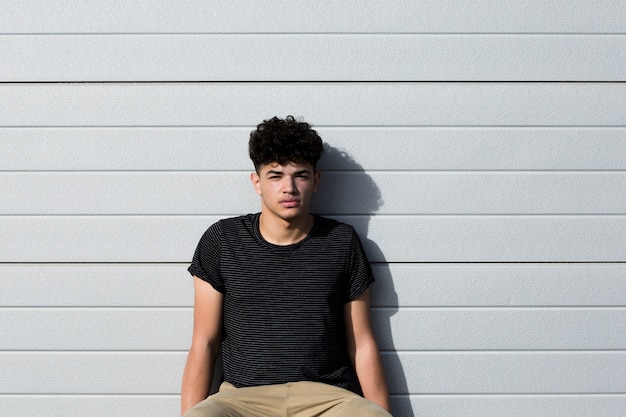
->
xmin=280 ymin=199 xmax=301 ymax=208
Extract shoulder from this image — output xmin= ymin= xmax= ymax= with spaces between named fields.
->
xmin=218 ymin=213 xmax=256 ymax=229
xmin=217 ymin=213 xmax=258 ymax=237
xmin=313 ymin=216 xmax=369 ymax=258
xmin=314 ymin=215 xmax=356 ymax=232
xmin=313 ymin=215 xmax=358 ymax=241
xmin=198 ymin=213 xmax=257 ymax=243
xmin=210 ymin=213 xmax=258 ymax=231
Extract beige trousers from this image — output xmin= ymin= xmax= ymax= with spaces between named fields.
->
xmin=183 ymin=381 xmax=392 ymax=417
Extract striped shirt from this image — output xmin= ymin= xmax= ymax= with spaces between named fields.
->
xmin=188 ymin=213 xmax=374 ymax=394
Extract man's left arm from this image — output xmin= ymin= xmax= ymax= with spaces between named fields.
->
xmin=344 ymin=289 xmax=391 ymax=412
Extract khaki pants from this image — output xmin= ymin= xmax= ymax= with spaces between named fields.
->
xmin=183 ymin=381 xmax=392 ymax=417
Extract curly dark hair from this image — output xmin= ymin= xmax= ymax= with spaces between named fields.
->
xmin=249 ymin=116 xmax=324 ymax=172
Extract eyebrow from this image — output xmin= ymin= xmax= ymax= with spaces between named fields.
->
xmin=265 ymin=169 xmax=311 ymax=176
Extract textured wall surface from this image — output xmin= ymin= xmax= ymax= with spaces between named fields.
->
xmin=1 ymin=1 xmax=625 ymax=416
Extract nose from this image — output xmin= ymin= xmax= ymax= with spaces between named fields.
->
xmin=284 ymin=176 xmax=299 ymax=195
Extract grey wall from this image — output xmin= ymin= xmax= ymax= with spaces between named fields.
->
xmin=1 ymin=1 xmax=625 ymax=416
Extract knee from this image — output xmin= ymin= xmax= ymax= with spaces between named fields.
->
xmin=183 ymin=399 xmax=236 ymax=417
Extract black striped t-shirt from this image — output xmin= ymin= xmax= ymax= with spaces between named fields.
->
xmin=188 ymin=213 xmax=374 ymax=394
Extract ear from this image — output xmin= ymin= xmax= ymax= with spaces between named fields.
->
xmin=313 ymin=170 xmax=321 ymax=193
xmin=250 ymin=172 xmax=262 ymax=195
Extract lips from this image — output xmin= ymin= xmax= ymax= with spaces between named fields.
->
xmin=280 ymin=199 xmax=301 ymax=208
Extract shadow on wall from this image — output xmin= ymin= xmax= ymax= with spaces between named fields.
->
xmin=314 ymin=143 xmax=411 ymax=417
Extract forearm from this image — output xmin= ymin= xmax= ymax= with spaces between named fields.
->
xmin=354 ymin=341 xmax=391 ymax=412
xmin=180 ymin=343 xmax=218 ymax=416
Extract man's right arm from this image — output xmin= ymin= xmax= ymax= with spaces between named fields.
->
xmin=181 ymin=276 xmax=224 ymax=416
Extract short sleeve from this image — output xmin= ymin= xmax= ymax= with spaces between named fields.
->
xmin=187 ymin=221 xmax=226 ymax=293
xmin=346 ymin=230 xmax=375 ymax=301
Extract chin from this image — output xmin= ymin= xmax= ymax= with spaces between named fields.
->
xmin=281 ymin=209 xmax=308 ymax=220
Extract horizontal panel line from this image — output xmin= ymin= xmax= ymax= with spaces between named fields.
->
xmin=376 ymin=306 xmax=626 ymax=309
xmin=3 ymin=213 xmax=626 ymax=216
xmin=2 ymin=305 xmax=625 ymax=309
xmin=2 ymin=306 xmax=624 ymax=310
xmin=0 ymin=262 xmax=191 ymax=265
xmin=0 ymin=392 xmax=180 ymax=396
xmin=2 ymin=214 xmax=626 ymax=218
xmin=380 ymin=350 xmax=626 ymax=355
xmin=0 ymin=391 xmax=179 ymax=396
xmin=4 ymin=214 xmax=626 ymax=217
xmin=4 ymin=32 xmax=626 ymax=36
xmin=1 ymin=392 xmax=624 ymax=397
xmin=0 ymin=350 xmax=187 ymax=353
xmin=0 ymin=306 xmax=191 ymax=310
xmin=0 ymin=125 xmax=626 ymax=135
xmin=0 ymin=124 xmax=626 ymax=130
xmin=396 ymin=393 xmax=626 ymax=397
xmin=3 ymin=350 xmax=625 ymax=354
xmin=2 ymin=261 xmax=625 ymax=265
xmin=0 ymin=350 xmax=187 ymax=354
xmin=375 ymin=261 xmax=626 ymax=265
xmin=2 ymin=393 xmax=625 ymax=398
xmin=406 ymin=392 xmax=626 ymax=395
xmin=3 ymin=169 xmax=626 ymax=173
xmin=4 ymin=306 xmax=625 ymax=310
xmin=3 ymin=125 xmax=626 ymax=130
xmin=1 ymin=392 xmax=625 ymax=398
xmin=3 ymin=81 xmax=626 ymax=85
xmin=0 ymin=393 xmax=181 ymax=397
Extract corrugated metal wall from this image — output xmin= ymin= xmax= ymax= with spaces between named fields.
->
xmin=1 ymin=2 xmax=625 ymax=416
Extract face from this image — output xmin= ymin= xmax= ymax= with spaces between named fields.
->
xmin=251 ymin=161 xmax=320 ymax=223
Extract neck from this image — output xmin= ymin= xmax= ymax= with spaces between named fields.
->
xmin=258 ymin=212 xmax=314 ymax=246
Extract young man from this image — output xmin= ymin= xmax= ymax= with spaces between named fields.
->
xmin=181 ymin=116 xmax=392 ymax=416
